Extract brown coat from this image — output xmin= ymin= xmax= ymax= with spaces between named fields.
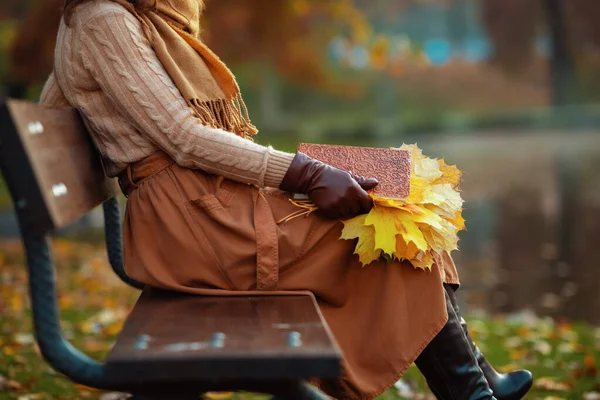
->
xmin=121 ymin=152 xmax=460 ymax=400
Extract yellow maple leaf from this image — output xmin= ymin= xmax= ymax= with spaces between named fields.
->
xmin=415 ymin=156 xmax=443 ymax=181
xmin=435 ymin=158 xmax=463 ymax=189
xmin=419 ymin=224 xmax=447 ymax=253
xmin=405 ymin=175 xmax=431 ymax=203
xmin=364 ymin=205 xmax=431 ymax=259
xmin=398 ymin=143 xmax=442 ymax=180
xmin=364 ymin=206 xmax=398 ymax=255
xmin=430 ymin=184 xmax=464 ymax=217
xmin=424 ymin=204 xmax=449 ymax=219
xmin=418 ymin=185 xmax=447 ymax=206
xmin=393 ymin=211 xmax=429 ymax=252
xmin=335 ymin=144 xmax=466 ymax=268
xmin=410 ymin=250 xmax=436 ymax=270
xmin=408 ymin=205 xmax=445 ymax=230
xmin=435 ymin=224 xmax=460 ymax=251
xmin=397 ymin=143 xmax=423 ymax=160
xmin=450 ymin=210 xmax=466 ymax=231
xmin=373 ymin=196 xmax=412 ymax=210
xmin=354 ymin=227 xmax=381 ymax=266
xmin=396 ymin=237 xmax=420 ymax=260
xmin=341 ymin=215 xmax=382 ymax=266
xmin=396 ymin=144 xmax=449 ymax=205
xmin=438 ymin=219 xmax=460 ymax=250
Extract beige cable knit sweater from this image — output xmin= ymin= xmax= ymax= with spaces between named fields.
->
xmin=40 ymin=0 xmax=295 ymax=187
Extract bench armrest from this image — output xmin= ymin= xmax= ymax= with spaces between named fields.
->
xmin=22 ymin=233 xmax=120 ymax=390
xmin=102 ymin=197 xmax=144 ymax=290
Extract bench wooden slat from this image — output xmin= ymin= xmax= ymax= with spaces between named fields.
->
xmin=0 ymin=99 xmax=118 ymax=235
xmin=106 ymin=290 xmax=341 ymax=384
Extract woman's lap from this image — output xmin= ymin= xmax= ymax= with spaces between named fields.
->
xmin=122 ymin=158 xmax=458 ymax=399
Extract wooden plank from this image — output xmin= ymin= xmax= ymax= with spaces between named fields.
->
xmin=106 ymin=290 xmax=341 ymax=383
xmin=0 ymin=101 xmax=52 ymax=235
xmin=0 ymin=99 xmax=118 ymax=234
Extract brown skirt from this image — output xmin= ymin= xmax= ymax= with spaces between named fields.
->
xmin=120 ymin=152 xmax=460 ymax=400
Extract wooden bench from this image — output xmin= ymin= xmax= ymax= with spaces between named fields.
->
xmin=0 ymin=99 xmax=341 ymax=400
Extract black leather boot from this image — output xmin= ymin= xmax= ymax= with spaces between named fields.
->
xmin=444 ymin=284 xmax=533 ymax=400
xmin=415 ymin=290 xmax=496 ymax=400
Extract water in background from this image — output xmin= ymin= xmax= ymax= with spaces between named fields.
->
xmin=421 ymin=130 xmax=600 ymax=324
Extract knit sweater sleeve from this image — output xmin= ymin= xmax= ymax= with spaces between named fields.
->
xmin=40 ymin=73 xmax=71 ymax=107
xmin=76 ymin=8 xmax=294 ymax=188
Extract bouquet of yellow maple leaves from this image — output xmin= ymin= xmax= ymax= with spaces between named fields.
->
xmin=288 ymin=143 xmax=465 ymax=270
xmin=340 ymin=144 xmax=465 ymax=270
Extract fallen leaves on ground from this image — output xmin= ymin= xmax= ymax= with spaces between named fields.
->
xmin=204 ymin=393 xmax=235 ymax=399
xmin=0 ymin=375 xmax=22 ymax=391
xmin=534 ymin=377 xmax=573 ymax=392
xmin=0 ymin=238 xmax=138 ymax=400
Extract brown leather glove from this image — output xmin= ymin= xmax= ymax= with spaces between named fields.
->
xmin=280 ymin=152 xmax=379 ymax=219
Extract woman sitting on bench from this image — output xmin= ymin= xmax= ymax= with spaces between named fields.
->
xmin=40 ymin=0 xmax=532 ymax=399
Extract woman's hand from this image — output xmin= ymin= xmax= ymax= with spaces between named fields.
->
xmin=280 ymin=152 xmax=379 ymax=219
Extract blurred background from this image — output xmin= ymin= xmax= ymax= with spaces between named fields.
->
xmin=1 ymin=0 xmax=600 ymax=399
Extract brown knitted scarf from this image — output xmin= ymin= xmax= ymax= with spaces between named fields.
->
xmin=112 ymin=0 xmax=258 ymax=139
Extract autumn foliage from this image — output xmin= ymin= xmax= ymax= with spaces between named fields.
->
xmin=6 ymin=0 xmax=62 ymax=84
xmin=6 ymin=0 xmax=371 ymax=88
xmin=341 ymin=144 xmax=465 ymax=269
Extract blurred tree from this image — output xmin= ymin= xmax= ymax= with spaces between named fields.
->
xmin=202 ymin=0 xmax=374 ymax=90
xmin=481 ymin=0 xmax=543 ymax=74
xmin=0 ymin=0 xmax=43 ymax=20
xmin=7 ymin=0 xmax=62 ymax=98
xmin=0 ymin=19 xmax=18 ymax=93
xmin=543 ymin=0 xmax=577 ymax=106
xmin=563 ymin=0 xmax=600 ymax=102
xmin=5 ymin=0 xmax=374 ymax=98
xmin=481 ymin=0 xmax=600 ymax=102
xmin=10 ymin=0 xmax=597 ymax=103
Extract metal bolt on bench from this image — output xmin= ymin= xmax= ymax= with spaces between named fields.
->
xmin=0 ymin=99 xmax=341 ymax=400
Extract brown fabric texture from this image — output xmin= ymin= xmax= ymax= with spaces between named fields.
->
xmin=121 ymin=152 xmax=461 ymax=400
xmin=110 ymin=0 xmax=258 ymax=139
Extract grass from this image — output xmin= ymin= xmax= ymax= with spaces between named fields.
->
xmin=0 ymin=238 xmax=599 ymax=400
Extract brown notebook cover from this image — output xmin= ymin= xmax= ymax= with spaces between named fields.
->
xmin=298 ymin=143 xmax=411 ymax=199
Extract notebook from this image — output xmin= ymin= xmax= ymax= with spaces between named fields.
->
xmin=297 ymin=143 xmax=411 ymax=199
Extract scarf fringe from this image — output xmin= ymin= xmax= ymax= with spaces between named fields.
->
xmin=110 ymin=0 xmax=257 ymax=140
xmin=189 ymin=94 xmax=258 ymax=140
